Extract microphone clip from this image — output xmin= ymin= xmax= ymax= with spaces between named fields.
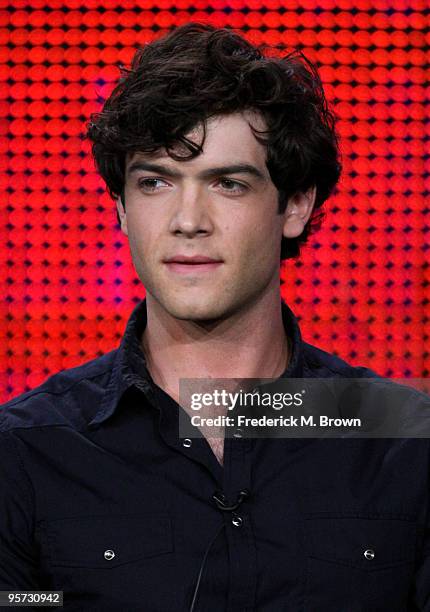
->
xmin=212 ymin=488 xmax=250 ymax=512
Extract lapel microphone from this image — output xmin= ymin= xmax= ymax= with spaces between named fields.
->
xmin=188 ymin=489 xmax=251 ymax=612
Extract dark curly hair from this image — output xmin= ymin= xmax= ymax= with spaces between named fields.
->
xmin=86 ymin=22 xmax=342 ymax=260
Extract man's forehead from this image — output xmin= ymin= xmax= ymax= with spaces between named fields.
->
xmin=126 ymin=111 xmax=268 ymax=169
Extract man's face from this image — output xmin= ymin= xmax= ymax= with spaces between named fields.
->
xmin=117 ymin=111 xmax=314 ymax=322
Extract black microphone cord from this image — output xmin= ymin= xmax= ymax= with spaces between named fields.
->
xmin=188 ymin=489 xmax=250 ymax=612
xmin=188 ymin=521 xmax=226 ymax=612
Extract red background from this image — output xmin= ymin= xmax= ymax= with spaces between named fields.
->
xmin=1 ymin=0 xmax=429 ymax=402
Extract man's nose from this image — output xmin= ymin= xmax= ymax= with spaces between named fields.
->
xmin=168 ymin=184 xmax=214 ymax=237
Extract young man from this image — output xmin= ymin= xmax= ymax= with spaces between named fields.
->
xmin=1 ymin=23 xmax=429 ymax=611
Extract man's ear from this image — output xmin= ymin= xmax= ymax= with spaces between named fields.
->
xmin=282 ymin=185 xmax=317 ymax=239
xmin=115 ymin=193 xmax=128 ymax=236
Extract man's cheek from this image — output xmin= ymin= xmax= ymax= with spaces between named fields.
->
xmin=239 ymin=236 xmax=268 ymax=267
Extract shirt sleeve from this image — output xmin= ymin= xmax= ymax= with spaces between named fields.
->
xmin=0 ymin=430 xmax=41 ymax=590
xmin=413 ymin=552 xmax=430 ymax=610
xmin=409 ymin=441 xmax=430 ymax=612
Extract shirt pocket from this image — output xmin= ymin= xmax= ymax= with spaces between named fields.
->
xmin=304 ymin=514 xmax=417 ymax=612
xmin=42 ymin=513 xmax=173 ymax=569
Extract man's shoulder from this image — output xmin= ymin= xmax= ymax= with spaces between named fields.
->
xmin=0 ymin=350 xmax=118 ymax=433
xmin=302 ymin=341 xmax=379 ymax=379
xmin=302 ymin=341 xmax=430 ymax=428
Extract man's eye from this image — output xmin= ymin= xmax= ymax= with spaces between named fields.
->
xmin=218 ymin=179 xmax=247 ymax=194
xmin=138 ymin=178 xmax=168 ymax=192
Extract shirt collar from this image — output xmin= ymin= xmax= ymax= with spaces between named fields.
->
xmin=89 ymin=298 xmax=305 ymax=428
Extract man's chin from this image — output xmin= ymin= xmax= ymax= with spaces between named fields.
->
xmin=158 ymin=297 xmax=230 ymax=324
xmin=168 ymin=305 xmax=224 ymax=323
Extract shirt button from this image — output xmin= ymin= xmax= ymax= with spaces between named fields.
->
xmin=104 ymin=549 xmax=115 ymax=561
xmin=233 ymin=428 xmax=243 ymax=438
xmin=232 ymin=515 xmax=243 ymax=528
xmin=363 ymin=548 xmax=375 ymax=560
xmin=182 ymin=438 xmax=192 ymax=448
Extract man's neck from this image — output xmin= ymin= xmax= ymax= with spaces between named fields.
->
xmin=141 ymin=290 xmax=290 ymax=404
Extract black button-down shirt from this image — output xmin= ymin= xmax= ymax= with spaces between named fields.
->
xmin=1 ymin=299 xmax=430 ymax=611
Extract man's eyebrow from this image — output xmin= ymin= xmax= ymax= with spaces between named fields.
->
xmin=126 ymin=161 xmax=266 ymax=181
xmin=198 ymin=164 xmax=266 ymax=181
xmin=126 ymin=161 xmax=182 ymax=178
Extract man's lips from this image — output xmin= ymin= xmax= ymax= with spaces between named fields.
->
xmin=164 ymin=255 xmax=224 ymax=274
